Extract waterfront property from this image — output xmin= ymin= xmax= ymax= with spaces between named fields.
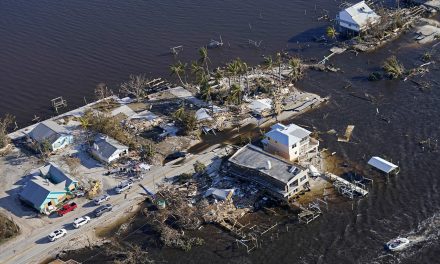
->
xmin=228 ymin=144 xmax=309 ymax=200
xmin=19 ymin=163 xmax=78 ymax=214
xmin=261 ymin=123 xmax=319 ymax=162
xmin=91 ymin=135 xmax=129 ymax=164
xmin=336 ymin=1 xmax=380 ymax=33
xmin=26 ymin=120 xmax=73 ymax=151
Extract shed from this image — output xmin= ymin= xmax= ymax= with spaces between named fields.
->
xmin=368 ymin=156 xmax=398 ymax=174
xmin=249 ymin=99 xmax=272 ymax=116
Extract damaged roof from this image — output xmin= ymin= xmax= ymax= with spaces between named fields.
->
xmin=27 ymin=120 xmax=70 ymax=144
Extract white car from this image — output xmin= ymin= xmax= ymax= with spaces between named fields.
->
xmin=115 ymin=180 xmax=133 ymax=194
xmin=73 ymin=216 xmax=91 ymax=229
xmin=48 ymin=229 xmax=67 ymax=242
xmin=94 ymin=194 xmax=110 ymax=205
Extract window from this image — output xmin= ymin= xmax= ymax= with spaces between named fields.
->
xmin=289 ymin=180 xmax=299 ymax=188
xmin=300 ymin=176 xmax=307 ymax=182
xmin=267 ymin=137 xmax=271 ymax=141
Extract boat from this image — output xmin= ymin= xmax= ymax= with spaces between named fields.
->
xmin=386 ymin=237 xmax=410 ymax=251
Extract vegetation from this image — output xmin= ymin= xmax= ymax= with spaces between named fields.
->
xmin=120 ymin=74 xmax=149 ymax=101
xmin=178 ymin=172 xmax=193 ymax=184
xmin=172 ymin=107 xmax=197 ymax=134
xmin=288 ymin=57 xmax=303 ymax=82
xmin=170 ymin=61 xmax=187 ymax=87
xmin=382 ymin=56 xmax=405 ymax=79
xmin=193 ymin=161 xmax=206 ymax=174
xmin=326 ymin=26 xmax=338 ymax=40
xmin=0 ymin=213 xmax=19 ymax=244
xmin=227 ymin=84 xmax=242 ymax=105
xmin=95 ymin=83 xmax=113 ymax=102
xmin=0 ymin=114 xmax=15 ymax=149
xmin=422 ymin=52 xmax=432 ymax=63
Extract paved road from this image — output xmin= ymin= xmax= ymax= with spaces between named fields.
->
xmin=0 ymin=145 xmax=228 ymax=264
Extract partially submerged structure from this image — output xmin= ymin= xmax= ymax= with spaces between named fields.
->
xmin=91 ymin=135 xmax=129 ymax=164
xmin=19 ymin=163 xmax=78 ymax=214
xmin=262 ymin=123 xmax=319 ymax=162
xmin=368 ymin=156 xmax=399 ymax=174
xmin=27 ymin=120 xmax=73 ymax=151
xmin=336 ymin=1 xmax=380 ymax=33
xmin=228 ymin=144 xmax=309 ymax=200
xmin=249 ymin=98 xmax=272 ymax=117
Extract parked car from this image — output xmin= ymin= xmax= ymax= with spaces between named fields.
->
xmin=166 ymin=151 xmax=188 ymax=160
xmin=57 ymin=202 xmax=77 ymax=216
xmin=115 ymin=180 xmax=133 ymax=194
xmin=73 ymin=190 xmax=85 ymax=197
xmin=73 ymin=216 xmax=91 ymax=229
xmin=94 ymin=194 xmax=110 ymax=205
xmin=94 ymin=204 xmax=113 ymax=217
xmin=48 ymin=229 xmax=67 ymax=242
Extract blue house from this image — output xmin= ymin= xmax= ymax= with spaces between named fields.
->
xmin=19 ymin=163 xmax=78 ymax=214
xmin=27 ymin=120 xmax=74 ymax=151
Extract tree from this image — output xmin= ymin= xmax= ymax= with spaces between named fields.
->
xmin=272 ymin=96 xmax=283 ymax=121
xmin=275 ymin=52 xmax=283 ymax=84
xmin=382 ymin=56 xmax=405 ymax=79
xmin=200 ymin=80 xmax=213 ymax=102
xmin=228 ymin=84 xmax=242 ymax=105
xmin=95 ymin=83 xmax=112 ymax=103
xmin=263 ymin=56 xmax=273 ymax=70
xmin=191 ymin=61 xmax=206 ymax=84
xmin=193 ymin=161 xmax=206 ymax=174
xmin=326 ymin=26 xmax=338 ymax=40
xmin=0 ymin=114 xmax=15 ymax=149
xmin=78 ymin=115 xmax=91 ymax=144
xmin=120 ymin=74 xmax=149 ymax=101
xmin=198 ymin=47 xmax=210 ymax=75
xmin=288 ymin=57 xmax=303 ymax=82
xmin=173 ymin=104 xmax=186 ymax=121
xmin=226 ymin=60 xmax=240 ymax=87
xmin=170 ymin=61 xmax=187 ymax=87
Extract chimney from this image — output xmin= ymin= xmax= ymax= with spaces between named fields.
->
xmin=266 ymin=160 xmax=272 ymax=170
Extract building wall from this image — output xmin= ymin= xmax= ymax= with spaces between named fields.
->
xmin=263 ymin=136 xmax=311 ymax=161
xmin=52 ymin=135 xmax=73 ymax=151
xmin=39 ymin=191 xmax=67 ymax=212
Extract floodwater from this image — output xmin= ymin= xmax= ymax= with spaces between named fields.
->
xmin=1 ymin=1 xmax=440 ymax=264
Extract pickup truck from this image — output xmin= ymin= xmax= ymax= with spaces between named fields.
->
xmin=57 ymin=202 xmax=77 ymax=216
xmin=115 ymin=180 xmax=133 ymax=194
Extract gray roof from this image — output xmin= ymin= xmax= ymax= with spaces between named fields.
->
xmin=264 ymin=123 xmax=311 ymax=146
xmin=27 ymin=120 xmax=69 ymax=144
xmin=20 ymin=164 xmax=77 ymax=208
xmin=39 ymin=162 xmax=77 ymax=187
xmin=368 ymin=156 xmax=398 ymax=173
xmin=229 ymin=144 xmax=305 ymax=184
xmin=93 ymin=135 xmax=128 ymax=160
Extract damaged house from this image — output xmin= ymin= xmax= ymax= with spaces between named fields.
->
xmin=19 ymin=163 xmax=78 ymax=214
xmin=228 ymin=144 xmax=310 ymax=200
xmin=336 ymin=1 xmax=380 ymax=33
xmin=262 ymin=123 xmax=319 ymax=162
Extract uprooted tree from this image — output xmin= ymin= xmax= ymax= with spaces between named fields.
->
xmin=382 ymin=56 xmax=405 ymax=79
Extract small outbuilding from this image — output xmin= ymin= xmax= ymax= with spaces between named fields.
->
xmin=368 ymin=156 xmax=399 ymax=174
xmin=91 ymin=135 xmax=129 ymax=164
xmin=336 ymin=1 xmax=380 ymax=33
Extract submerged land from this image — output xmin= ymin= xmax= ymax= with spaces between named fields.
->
xmin=0 ymin=1 xmax=439 ymax=264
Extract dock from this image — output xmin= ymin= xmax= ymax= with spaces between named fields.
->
xmin=324 ymin=172 xmax=369 ymax=197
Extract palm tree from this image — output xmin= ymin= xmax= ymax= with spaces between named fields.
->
xmin=173 ymin=104 xmax=186 ymax=121
xmin=170 ymin=61 xmax=187 ymax=86
xmin=191 ymin=61 xmax=206 ymax=84
xmin=275 ymin=52 xmax=283 ymax=84
xmin=226 ymin=61 xmax=240 ymax=87
xmin=200 ymin=80 xmax=213 ymax=102
xmin=228 ymin=84 xmax=242 ymax=105
xmin=198 ymin=47 xmax=210 ymax=75
xmin=326 ymin=26 xmax=338 ymax=40
xmin=263 ymin=56 xmax=273 ymax=70
xmin=288 ymin=57 xmax=303 ymax=82
xmin=79 ymin=116 xmax=91 ymax=144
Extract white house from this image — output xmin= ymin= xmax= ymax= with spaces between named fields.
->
xmin=261 ymin=123 xmax=319 ymax=161
xmin=336 ymin=1 xmax=380 ymax=33
xmin=91 ymin=135 xmax=129 ymax=164
xmin=27 ymin=120 xmax=73 ymax=151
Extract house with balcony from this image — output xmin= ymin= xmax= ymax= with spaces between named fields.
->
xmin=261 ymin=123 xmax=319 ymax=162
xmin=19 ymin=163 xmax=78 ymax=214
xmin=228 ymin=144 xmax=309 ymax=200
xmin=336 ymin=1 xmax=380 ymax=33
xmin=27 ymin=120 xmax=73 ymax=151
